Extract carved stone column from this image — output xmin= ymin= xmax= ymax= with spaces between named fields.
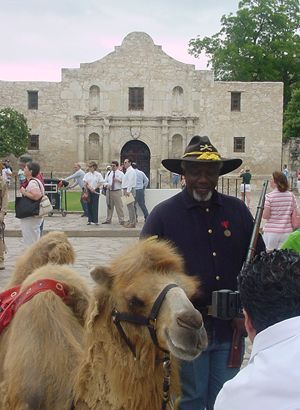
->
xmin=161 ymin=118 xmax=169 ymax=160
xmin=102 ymin=117 xmax=110 ymax=164
xmin=186 ymin=118 xmax=195 ymax=147
xmin=75 ymin=115 xmax=86 ymax=162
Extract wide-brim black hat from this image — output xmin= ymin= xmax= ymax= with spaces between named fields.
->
xmin=162 ymin=135 xmax=242 ymax=176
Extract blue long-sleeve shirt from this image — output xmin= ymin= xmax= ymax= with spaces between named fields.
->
xmin=141 ymin=188 xmax=265 ymax=341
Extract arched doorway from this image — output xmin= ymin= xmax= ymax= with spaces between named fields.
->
xmin=121 ymin=140 xmax=151 ymax=181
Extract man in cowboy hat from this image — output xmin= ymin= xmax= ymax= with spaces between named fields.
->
xmin=141 ymin=135 xmax=265 ymax=410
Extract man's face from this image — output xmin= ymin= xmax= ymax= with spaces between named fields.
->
xmin=124 ymin=159 xmax=130 ymax=170
xmin=183 ymin=162 xmax=220 ymax=202
xmin=74 ymin=164 xmax=80 ymax=171
xmin=111 ymin=163 xmax=117 ymax=171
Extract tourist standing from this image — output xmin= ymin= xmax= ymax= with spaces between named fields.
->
xmin=19 ymin=162 xmax=44 ymax=247
xmin=64 ymin=163 xmax=88 ymax=217
xmin=102 ymin=160 xmax=125 ymax=225
xmin=132 ymin=162 xmax=149 ymax=222
xmin=83 ymin=161 xmax=104 ymax=225
xmin=240 ymin=167 xmax=252 ymax=208
xmin=283 ymin=164 xmax=289 ymax=178
xmin=122 ymin=158 xmax=137 ymax=228
xmin=263 ymin=171 xmax=298 ymax=251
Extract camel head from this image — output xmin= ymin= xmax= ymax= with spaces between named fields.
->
xmin=90 ymin=239 xmax=208 ymax=361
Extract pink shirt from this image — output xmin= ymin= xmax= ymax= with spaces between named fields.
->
xmin=263 ymin=188 xmax=297 ymax=233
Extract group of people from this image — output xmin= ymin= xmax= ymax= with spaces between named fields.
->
xmin=63 ymin=158 xmax=149 ymax=228
xmin=1 ymin=134 xmax=300 ymax=408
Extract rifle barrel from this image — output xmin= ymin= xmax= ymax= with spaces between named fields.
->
xmin=245 ymin=180 xmax=268 ymax=265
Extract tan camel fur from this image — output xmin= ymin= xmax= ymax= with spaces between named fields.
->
xmin=0 ymin=238 xmax=207 ymax=410
xmin=74 ymin=239 xmax=208 ymax=410
xmin=5 ymin=231 xmax=75 ymax=289
xmin=0 ymin=264 xmax=91 ymax=410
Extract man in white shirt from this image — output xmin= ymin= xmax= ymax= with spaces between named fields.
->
xmin=102 ymin=160 xmax=125 ymax=225
xmin=121 ymin=158 xmax=137 ymax=228
xmin=215 ymin=250 xmax=300 ymax=410
xmin=132 ymin=162 xmax=149 ymax=222
xmin=64 ymin=163 xmax=88 ymax=217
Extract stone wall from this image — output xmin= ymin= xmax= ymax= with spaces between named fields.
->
xmin=0 ymin=32 xmax=283 ymax=186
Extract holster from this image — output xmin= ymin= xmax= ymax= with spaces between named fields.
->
xmin=228 ymin=317 xmax=247 ymax=368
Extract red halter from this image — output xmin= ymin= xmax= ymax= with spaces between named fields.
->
xmin=0 ymin=279 xmax=69 ymax=334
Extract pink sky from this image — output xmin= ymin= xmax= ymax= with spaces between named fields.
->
xmin=0 ymin=42 xmax=208 ymax=82
xmin=0 ymin=1 xmax=238 ymax=82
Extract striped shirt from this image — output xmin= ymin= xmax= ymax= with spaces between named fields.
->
xmin=263 ymin=188 xmax=297 ymax=233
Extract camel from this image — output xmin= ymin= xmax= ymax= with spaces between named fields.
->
xmin=0 ymin=231 xmax=87 ymax=410
xmin=5 ymin=230 xmax=75 ymax=289
xmin=0 ymin=238 xmax=207 ymax=410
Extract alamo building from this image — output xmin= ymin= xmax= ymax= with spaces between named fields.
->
xmin=0 ymin=32 xmax=283 ymax=187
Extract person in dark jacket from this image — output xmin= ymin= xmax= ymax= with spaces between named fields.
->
xmin=141 ymin=135 xmax=265 ymax=410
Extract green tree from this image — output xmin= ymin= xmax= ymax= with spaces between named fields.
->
xmin=0 ymin=107 xmax=30 ymax=158
xmin=189 ymin=0 xmax=300 ymax=106
xmin=283 ymin=88 xmax=300 ymax=140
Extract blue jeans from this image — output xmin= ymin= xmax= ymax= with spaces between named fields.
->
xmin=134 ymin=189 xmax=149 ymax=220
xmin=87 ymin=189 xmax=99 ymax=223
xmin=178 ymin=339 xmax=242 ymax=410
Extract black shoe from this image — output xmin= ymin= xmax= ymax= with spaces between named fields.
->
xmin=81 ymin=214 xmax=88 ymax=217
xmin=102 ymin=221 xmax=111 ymax=224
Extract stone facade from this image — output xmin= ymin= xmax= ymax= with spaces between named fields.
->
xmin=0 ymin=32 xmax=283 ymax=187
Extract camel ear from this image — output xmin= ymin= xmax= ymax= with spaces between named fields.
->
xmin=90 ymin=266 xmax=113 ymax=290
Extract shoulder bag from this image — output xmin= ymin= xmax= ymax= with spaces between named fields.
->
xmin=15 ymin=196 xmax=40 ymax=219
xmin=39 ymin=194 xmax=53 ymax=216
xmin=33 ymin=178 xmax=53 ymax=217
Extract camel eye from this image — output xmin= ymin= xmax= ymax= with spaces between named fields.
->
xmin=128 ymin=296 xmax=145 ymax=309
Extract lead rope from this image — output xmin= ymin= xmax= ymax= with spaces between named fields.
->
xmin=162 ymin=355 xmax=173 ymax=410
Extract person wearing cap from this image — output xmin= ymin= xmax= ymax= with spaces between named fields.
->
xmin=141 ymin=135 xmax=265 ymax=410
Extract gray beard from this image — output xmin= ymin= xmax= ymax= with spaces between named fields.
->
xmin=192 ymin=189 xmax=213 ymax=202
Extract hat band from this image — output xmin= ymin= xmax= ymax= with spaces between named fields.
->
xmin=182 ymin=151 xmax=221 ymax=161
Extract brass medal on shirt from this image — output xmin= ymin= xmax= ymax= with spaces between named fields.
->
xmin=224 ymin=229 xmax=231 ymax=237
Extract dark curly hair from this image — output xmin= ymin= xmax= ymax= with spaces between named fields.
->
xmin=238 ymin=250 xmax=300 ymax=333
